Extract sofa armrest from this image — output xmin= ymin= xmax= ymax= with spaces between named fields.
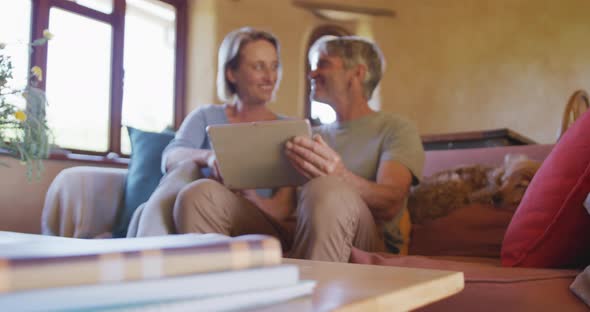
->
xmin=41 ymin=166 xmax=128 ymax=238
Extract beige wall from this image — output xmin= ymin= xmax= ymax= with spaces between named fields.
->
xmin=377 ymin=0 xmax=590 ymax=144
xmin=185 ymin=0 xmax=217 ymax=113
xmin=188 ymin=0 xmax=590 ymax=144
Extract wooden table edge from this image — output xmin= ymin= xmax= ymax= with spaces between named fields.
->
xmin=333 ymin=271 xmax=465 ymax=312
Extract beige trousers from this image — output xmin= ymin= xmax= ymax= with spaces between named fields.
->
xmin=173 ymin=175 xmax=385 ymax=262
xmin=128 ymin=161 xmax=203 ymax=237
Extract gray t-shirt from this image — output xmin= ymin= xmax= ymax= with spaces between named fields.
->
xmin=161 ymin=104 xmax=227 ymax=173
xmin=313 ymin=112 xmax=425 ymax=253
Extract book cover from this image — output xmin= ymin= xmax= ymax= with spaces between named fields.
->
xmin=0 ymin=233 xmax=282 ymax=293
xmin=133 ymin=279 xmax=316 ymax=312
xmin=0 ymin=265 xmax=314 ymax=312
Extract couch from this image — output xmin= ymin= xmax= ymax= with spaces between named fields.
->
xmin=349 ymin=144 xmax=588 ymax=311
xmin=40 ymin=143 xmax=589 ymax=311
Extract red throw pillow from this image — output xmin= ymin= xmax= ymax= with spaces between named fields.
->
xmin=501 ymin=111 xmax=590 ymax=268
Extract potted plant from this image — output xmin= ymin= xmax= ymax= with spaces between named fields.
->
xmin=0 ymin=30 xmax=53 ymax=180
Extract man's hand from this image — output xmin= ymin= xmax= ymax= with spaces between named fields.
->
xmin=285 ymin=134 xmax=349 ymax=179
xmin=239 ymin=187 xmax=296 ymax=222
xmin=286 ymin=134 xmax=414 ymax=223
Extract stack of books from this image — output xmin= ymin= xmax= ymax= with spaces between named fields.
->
xmin=0 ymin=232 xmax=315 ymax=311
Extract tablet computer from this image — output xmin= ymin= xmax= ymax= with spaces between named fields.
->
xmin=206 ymin=119 xmax=312 ymax=189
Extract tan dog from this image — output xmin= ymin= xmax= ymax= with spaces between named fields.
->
xmin=408 ymin=154 xmax=541 ymax=224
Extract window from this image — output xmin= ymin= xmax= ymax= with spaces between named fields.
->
xmin=0 ymin=1 xmax=33 ymax=143
xmin=0 ymin=0 xmax=32 ymax=90
xmin=304 ymin=25 xmax=351 ymax=126
xmin=73 ymin=0 xmax=113 ymax=14
xmin=120 ymin=0 xmax=178 ymax=154
xmin=22 ymin=0 xmax=186 ymax=157
xmin=46 ymin=8 xmax=113 ymax=152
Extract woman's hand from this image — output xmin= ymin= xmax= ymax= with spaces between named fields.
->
xmin=164 ymin=148 xmax=223 ymax=182
xmin=204 ymin=151 xmax=223 ymax=182
xmin=239 ymin=187 xmax=296 ymax=222
xmin=285 ymin=134 xmax=350 ymax=179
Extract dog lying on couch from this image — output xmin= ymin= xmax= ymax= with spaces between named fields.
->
xmin=409 ymin=154 xmax=541 ymax=224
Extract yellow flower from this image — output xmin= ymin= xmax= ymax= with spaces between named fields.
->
xmin=15 ymin=110 xmax=27 ymax=122
xmin=31 ymin=66 xmax=43 ymax=81
xmin=43 ymin=29 xmax=54 ymax=40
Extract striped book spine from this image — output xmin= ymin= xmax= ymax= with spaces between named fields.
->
xmin=0 ymin=234 xmax=281 ymax=293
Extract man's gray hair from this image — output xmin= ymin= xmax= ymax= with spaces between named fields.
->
xmin=217 ymin=27 xmax=282 ymax=103
xmin=308 ymin=36 xmax=385 ymax=100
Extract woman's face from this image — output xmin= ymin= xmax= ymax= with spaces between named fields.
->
xmin=227 ymin=39 xmax=280 ymax=105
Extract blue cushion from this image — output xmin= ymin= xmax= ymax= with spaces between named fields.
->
xmin=112 ymin=127 xmax=174 ymax=238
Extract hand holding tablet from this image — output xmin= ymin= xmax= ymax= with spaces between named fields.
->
xmin=206 ymin=119 xmax=312 ymax=189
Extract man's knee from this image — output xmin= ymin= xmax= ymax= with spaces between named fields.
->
xmin=298 ymin=176 xmax=367 ymax=229
xmin=301 ymin=176 xmax=363 ymax=213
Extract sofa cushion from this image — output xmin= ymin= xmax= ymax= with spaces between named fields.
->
xmin=111 ymin=127 xmax=174 ymax=238
xmin=502 ymin=111 xmax=590 ymax=268
xmin=349 ymin=248 xmax=584 ymax=312
xmin=410 ymin=203 xmax=514 ymax=258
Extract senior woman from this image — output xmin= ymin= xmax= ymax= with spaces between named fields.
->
xmin=129 ymin=27 xmax=289 ymax=237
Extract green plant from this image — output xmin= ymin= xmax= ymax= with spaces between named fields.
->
xmin=0 ymin=31 xmax=53 ymax=180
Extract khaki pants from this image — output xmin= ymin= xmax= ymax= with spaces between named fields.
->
xmin=173 ymin=175 xmax=385 ymax=262
xmin=127 ymin=160 xmax=203 ymax=237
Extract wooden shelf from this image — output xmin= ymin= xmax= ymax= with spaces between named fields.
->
xmin=421 ymin=128 xmax=537 ymax=150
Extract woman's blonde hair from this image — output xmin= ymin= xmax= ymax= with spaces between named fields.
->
xmin=217 ymin=27 xmax=282 ymax=103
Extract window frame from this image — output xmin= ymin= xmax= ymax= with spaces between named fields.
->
xmin=29 ymin=0 xmax=187 ymax=159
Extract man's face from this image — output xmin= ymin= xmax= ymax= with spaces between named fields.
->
xmin=309 ymin=52 xmax=352 ymax=106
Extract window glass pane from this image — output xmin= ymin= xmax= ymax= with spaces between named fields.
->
xmin=73 ymin=0 xmax=113 ymax=14
xmin=0 ymin=0 xmax=32 ymax=90
xmin=311 ymin=101 xmax=337 ymax=124
xmin=46 ymin=8 xmax=112 ymax=152
xmin=121 ymin=0 xmax=176 ymax=154
xmin=308 ymin=48 xmax=336 ymax=124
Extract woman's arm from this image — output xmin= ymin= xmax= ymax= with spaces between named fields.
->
xmin=163 ymin=147 xmax=214 ymax=171
xmin=164 ymin=147 xmax=222 ymax=181
xmin=160 ymin=105 xmax=222 ymax=174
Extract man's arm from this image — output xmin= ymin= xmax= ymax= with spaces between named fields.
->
xmin=285 ymin=135 xmax=412 ymax=223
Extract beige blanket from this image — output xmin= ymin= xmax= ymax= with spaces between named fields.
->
xmin=41 ymin=166 xmax=127 ymax=238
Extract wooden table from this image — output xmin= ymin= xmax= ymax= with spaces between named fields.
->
xmin=256 ymin=258 xmax=464 ymax=312
xmin=0 ymin=232 xmax=464 ymax=311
